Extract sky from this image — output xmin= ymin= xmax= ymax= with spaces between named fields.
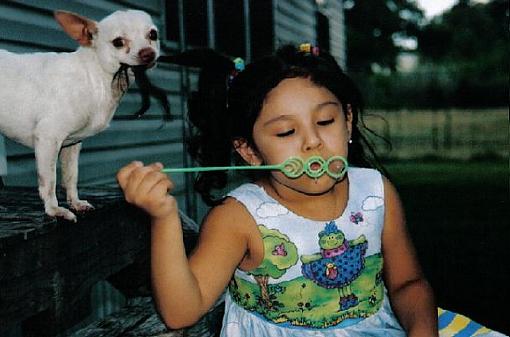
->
xmin=415 ymin=0 xmax=491 ymax=19
xmin=415 ymin=0 xmax=457 ymax=19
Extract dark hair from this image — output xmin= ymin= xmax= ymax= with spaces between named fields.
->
xmin=163 ymin=45 xmax=386 ymax=205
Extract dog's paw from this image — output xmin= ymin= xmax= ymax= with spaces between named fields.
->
xmin=70 ymin=199 xmax=95 ymax=213
xmin=46 ymin=206 xmax=77 ymax=223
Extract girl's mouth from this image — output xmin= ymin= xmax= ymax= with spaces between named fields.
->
xmin=310 ymin=162 xmax=321 ymax=171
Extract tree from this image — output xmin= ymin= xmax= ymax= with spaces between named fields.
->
xmin=249 ymin=225 xmax=298 ymax=309
xmin=344 ymin=0 xmax=424 ymax=73
xmin=418 ymin=0 xmax=507 ymax=62
xmin=417 ymin=0 xmax=509 ymax=107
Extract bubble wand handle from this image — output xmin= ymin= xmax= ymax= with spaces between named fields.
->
xmin=161 ymin=156 xmax=348 ymax=179
xmin=161 ymin=164 xmax=281 ymax=174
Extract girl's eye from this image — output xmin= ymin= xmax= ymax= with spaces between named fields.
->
xmin=317 ymin=118 xmax=335 ymax=126
xmin=276 ymin=129 xmax=295 ymax=137
xmin=112 ymin=37 xmax=124 ymax=48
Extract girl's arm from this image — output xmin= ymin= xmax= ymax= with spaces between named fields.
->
xmin=117 ymin=162 xmax=251 ymax=328
xmin=381 ymin=177 xmax=439 ymax=337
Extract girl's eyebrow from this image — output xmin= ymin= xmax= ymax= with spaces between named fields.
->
xmin=316 ymin=101 xmax=340 ymax=110
xmin=263 ymin=114 xmax=292 ymax=126
xmin=263 ymin=101 xmax=340 ymax=126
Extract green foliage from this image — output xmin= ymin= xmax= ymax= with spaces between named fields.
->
xmin=418 ymin=0 xmax=508 ymax=63
xmin=354 ymin=66 xmax=456 ymax=109
xmin=414 ymin=0 xmax=509 ymax=107
xmin=344 ymin=0 xmax=424 ymax=73
xmin=347 ymin=0 xmax=508 ymax=108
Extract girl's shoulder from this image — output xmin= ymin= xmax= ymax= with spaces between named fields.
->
xmin=197 ymin=196 xmax=256 ymax=251
xmin=206 ymin=194 xmax=255 ymax=228
xmin=348 ymin=166 xmax=384 ymax=196
xmin=227 ymin=182 xmax=265 ymax=198
xmin=204 ymin=184 xmax=265 ymax=236
xmin=226 ymin=182 xmax=271 ymax=210
xmin=203 ymin=193 xmax=263 ymax=270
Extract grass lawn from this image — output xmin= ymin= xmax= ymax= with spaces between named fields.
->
xmin=384 ymin=159 xmax=509 ymax=334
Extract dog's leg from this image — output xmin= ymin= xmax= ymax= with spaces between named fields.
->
xmin=60 ymin=142 xmax=94 ymax=213
xmin=34 ymin=136 xmax=77 ymax=222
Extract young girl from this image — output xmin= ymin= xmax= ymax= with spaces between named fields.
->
xmin=117 ymin=45 xmax=501 ymax=337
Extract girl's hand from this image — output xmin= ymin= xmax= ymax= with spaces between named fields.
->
xmin=117 ymin=161 xmax=177 ymax=221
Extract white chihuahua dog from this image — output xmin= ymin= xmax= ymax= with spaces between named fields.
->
xmin=0 ymin=10 xmax=160 ymax=222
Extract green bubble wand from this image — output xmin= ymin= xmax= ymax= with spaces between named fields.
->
xmin=162 ymin=155 xmax=348 ymax=179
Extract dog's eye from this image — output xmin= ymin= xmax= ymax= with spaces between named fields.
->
xmin=149 ymin=29 xmax=158 ymax=41
xmin=112 ymin=37 xmax=124 ymax=48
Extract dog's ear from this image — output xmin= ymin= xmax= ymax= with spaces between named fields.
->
xmin=54 ymin=10 xmax=98 ymax=47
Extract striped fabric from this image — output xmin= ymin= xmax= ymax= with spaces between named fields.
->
xmin=438 ymin=308 xmax=506 ymax=337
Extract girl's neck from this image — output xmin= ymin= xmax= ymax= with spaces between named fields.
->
xmin=257 ymin=176 xmax=349 ymax=221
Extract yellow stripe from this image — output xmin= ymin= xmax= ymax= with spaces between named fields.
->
xmin=438 ymin=307 xmax=445 ymax=315
xmin=473 ymin=326 xmax=492 ymax=335
xmin=439 ymin=313 xmax=471 ymax=337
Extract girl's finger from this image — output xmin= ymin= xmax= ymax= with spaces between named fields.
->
xmin=148 ymin=162 xmax=164 ymax=170
xmin=117 ymin=161 xmax=143 ymax=189
xmin=135 ymin=171 xmax=170 ymax=197
xmin=147 ymin=175 xmax=174 ymax=197
xmin=124 ymin=166 xmax=158 ymax=199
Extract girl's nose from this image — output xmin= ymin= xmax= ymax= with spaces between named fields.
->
xmin=302 ymin=129 xmax=322 ymax=152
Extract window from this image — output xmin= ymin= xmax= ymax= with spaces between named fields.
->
xmin=184 ymin=0 xmax=208 ymax=46
xmin=165 ymin=0 xmax=208 ymax=47
xmin=165 ymin=1 xmax=180 ymax=42
xmin=214 ymin=0 xmax=246 ymax=57
xmin=250 ymin=0 xmax=274 ymax=60
xmin=316 ymin=11 xmax=330 ymax=52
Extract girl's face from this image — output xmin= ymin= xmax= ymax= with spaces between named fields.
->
xmin=244 ymin=77 xmax=352 ymax=195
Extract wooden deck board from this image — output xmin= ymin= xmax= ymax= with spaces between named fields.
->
xmin=0 ymin=186 xmax=200 ymax=336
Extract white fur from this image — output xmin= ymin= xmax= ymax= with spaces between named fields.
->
xmin=0 ymin=10 xmax=160 ymax=221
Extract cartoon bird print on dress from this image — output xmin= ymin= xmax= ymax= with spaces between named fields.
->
xmin=301 ymin=221 xmax=368 ymax=311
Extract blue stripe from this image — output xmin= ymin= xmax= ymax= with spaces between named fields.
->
xmin=438 ymin=310 xmax=456 ymax=330
xmin=453 ymin=320 xmax=483 ymax=337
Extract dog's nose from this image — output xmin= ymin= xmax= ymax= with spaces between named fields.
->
xmin=138 ymin=48 xmax=156 ymax=64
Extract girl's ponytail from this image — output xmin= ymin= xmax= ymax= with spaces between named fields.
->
xmin=159 ymin=50 xmax=235 ymax=205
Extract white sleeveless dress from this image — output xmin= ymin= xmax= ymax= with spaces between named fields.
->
xmin=220 ymin=167 xmax=406 ymax=336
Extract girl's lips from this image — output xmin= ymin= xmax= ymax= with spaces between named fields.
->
xmin=310 ymin=162 xmax=321 ymax=171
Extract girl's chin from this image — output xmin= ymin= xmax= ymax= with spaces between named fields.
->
xmin=279 ymin=176 xmax=339 ymax=195
xmin=301 ymin=182 xmax=338 ymax=195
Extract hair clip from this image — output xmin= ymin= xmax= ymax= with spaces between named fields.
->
xmin=299 ymin=43 xmax=320 ymax=56
xmin=233 ymin=57 xmax=245 ymax=72
xmin=228 ymin=57 xmax=245 ymax=87
xmin=162 ymin=155 xmax=348 ymax=180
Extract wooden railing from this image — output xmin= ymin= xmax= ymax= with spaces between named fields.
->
xmin=0 ymin=186 xmax=219 ymax=337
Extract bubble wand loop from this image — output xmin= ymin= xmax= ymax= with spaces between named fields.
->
xmin=162 ymin=155 xmax=348 ymax=179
